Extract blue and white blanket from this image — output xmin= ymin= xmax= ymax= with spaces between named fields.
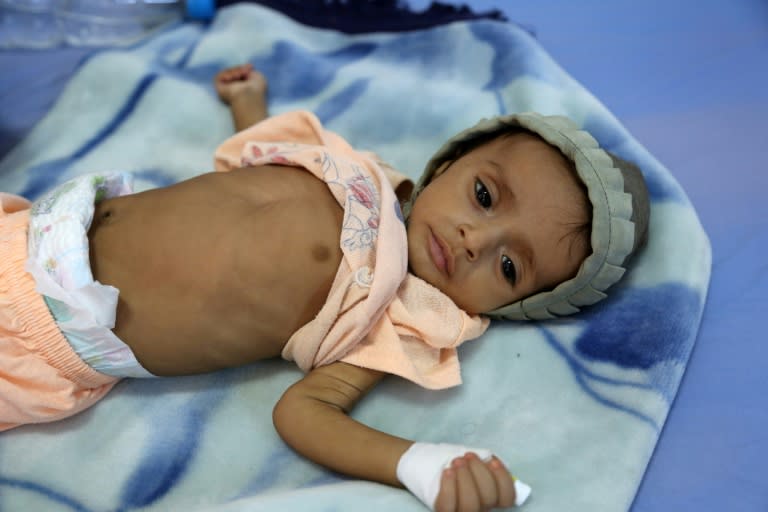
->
xmin=0 ymin=5 xmax=710 ymax=511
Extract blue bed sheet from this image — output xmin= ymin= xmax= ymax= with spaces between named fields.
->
xmin=0 ymin=1 xmax=766 ymax=511
xmin=480 ymin=1 xmax=768 ymax=510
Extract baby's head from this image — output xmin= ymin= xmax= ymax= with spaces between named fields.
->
xmin=404 ymin=113 xmax=649 ymax=320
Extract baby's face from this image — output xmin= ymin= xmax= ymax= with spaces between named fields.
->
xmin=407 ymin=132 xmax=590 ymax=314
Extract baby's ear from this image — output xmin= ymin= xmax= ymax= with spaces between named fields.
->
xmin=394 ymin=180 xmax=414 ymax=204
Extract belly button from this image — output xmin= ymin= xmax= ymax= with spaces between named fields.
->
xmin=311 ymin=244 xmax=330 ymax=262
xmin=99 ymin=209 xmax=114 ymax=223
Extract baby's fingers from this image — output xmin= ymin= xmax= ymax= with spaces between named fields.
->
xmin=465 ymin=453 xmax=500 ymax=508
xmin=453 ymin=457 xmax=483 ymax=511
xmin=217 ymin=63 xmax=254 ymax=82
xmin=488 ymin=457 xmax=517 ymax=508
xmin=434 ymin=468 xmax=458 ymax=512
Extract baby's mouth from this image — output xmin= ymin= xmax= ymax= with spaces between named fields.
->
xmin=428 ymin=229 xmax=452 ymax=276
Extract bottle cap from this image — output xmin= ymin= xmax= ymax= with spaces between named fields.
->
xmin=186 ymin=0 xmax=216 ymax=20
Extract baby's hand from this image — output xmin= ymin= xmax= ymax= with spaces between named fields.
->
xmin=435 ymin=453 xmax=517 ymax=511
xmin=214 ymin=63 xmax=268 ymax=105
xmin=397 ymin=443 xmax=531 ymax=511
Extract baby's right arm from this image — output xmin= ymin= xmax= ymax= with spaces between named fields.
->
xmin=273 ymin=361 xmax=526 ymax=511
xmin=214 ymin=64 xmax=269 ymax=131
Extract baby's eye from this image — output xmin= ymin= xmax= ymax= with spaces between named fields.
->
xmin=475 ymin=179 xmax=492 ymax=209
xmin=501 ymin=254 xmax=517 ymax=285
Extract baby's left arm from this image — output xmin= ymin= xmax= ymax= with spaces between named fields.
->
xmin=273 ymin=362 xmax=410 ymax=487
xmin=273 ymin=362 xmax=529 ymax=510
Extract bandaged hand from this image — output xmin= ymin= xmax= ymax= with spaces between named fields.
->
xmin=397 ymin=442 xmax=531 ymax=511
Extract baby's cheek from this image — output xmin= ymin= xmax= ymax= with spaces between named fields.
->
xmin=455 ymin=277 xmax=514 ymax=315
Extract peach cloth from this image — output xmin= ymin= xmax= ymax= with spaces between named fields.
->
xmin=215 ymin=111 xmax=489 ymax=389
xmin=0 ymin=195 xmax=117 ymax=432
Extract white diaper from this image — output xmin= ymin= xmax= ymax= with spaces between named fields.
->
xmin=26 ymin=172 xmax=154 ymax=378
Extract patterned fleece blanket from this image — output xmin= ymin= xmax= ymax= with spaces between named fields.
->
xmin=0 ymin=4 xmax=710 ymax=511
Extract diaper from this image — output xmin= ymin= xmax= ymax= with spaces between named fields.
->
xmin=26 ymin=172 xmax=154 ymax=378
xmin=0 ymin=206 xmax=118 ymax=431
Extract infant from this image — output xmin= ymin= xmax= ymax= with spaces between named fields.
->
xmin=0 ymin=64 xmax=649 ymax=511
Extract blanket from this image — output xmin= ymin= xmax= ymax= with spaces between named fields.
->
xmin=0 ymin=4 xmax=710 ymax=511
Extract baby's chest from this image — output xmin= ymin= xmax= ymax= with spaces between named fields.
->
xmin=208 ymin=168 xmax=347 ymax=340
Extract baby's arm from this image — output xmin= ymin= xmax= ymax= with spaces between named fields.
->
xmin=273 ymin=361 xmax=522 ymax=511
xmin=273 ymin=362 xmax=408 ymax=485
xmin=214 ymin=64 xmax=269 ymax=131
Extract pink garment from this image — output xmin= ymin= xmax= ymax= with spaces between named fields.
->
xmin=215 ymin=111 xmax=489 ymax=389
xmin=0 ymin=194 xmax=117 ymax=432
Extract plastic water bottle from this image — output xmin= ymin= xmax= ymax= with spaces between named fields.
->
xmin=0 ymin=0 xmax=62 ymax=48
xmin=57 ymin=0 xmax=184 ymax=47
xmin=0 ymin=0 xmax=193 ymax=48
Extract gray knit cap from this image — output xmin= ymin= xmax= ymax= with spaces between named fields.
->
xmin=405 ymin=112 xmax=649 ymax=321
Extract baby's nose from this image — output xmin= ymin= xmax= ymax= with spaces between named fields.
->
xmin=459 ymin=223 xmax=494 ymax=261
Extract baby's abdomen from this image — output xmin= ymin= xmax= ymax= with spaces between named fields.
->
xmin=88 ymin=166 xmax=344 ymax=376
